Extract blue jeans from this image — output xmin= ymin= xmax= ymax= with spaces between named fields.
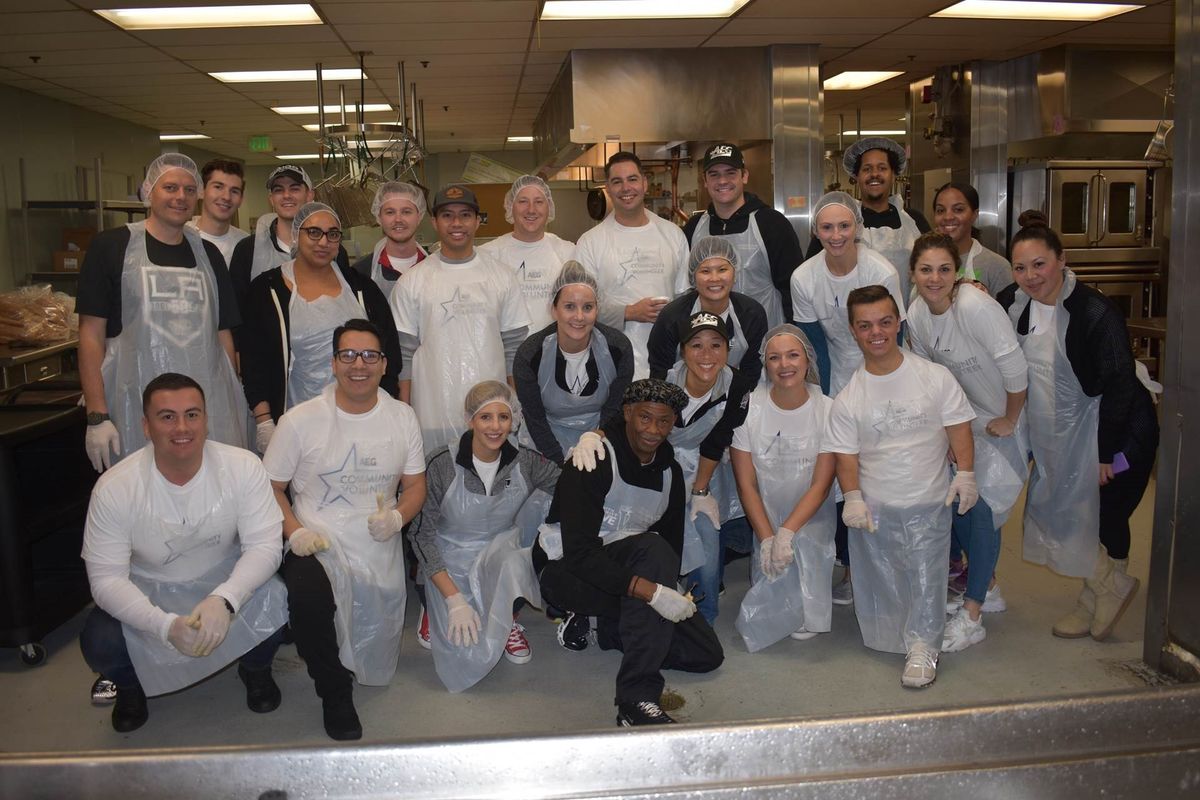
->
xmin=951 ymin=499 xmax=1000 ymax=604
xmin=80 ymin=606 xmax=284 ymax=690
xmin=686 ymin=515 xmax=753 ymax=625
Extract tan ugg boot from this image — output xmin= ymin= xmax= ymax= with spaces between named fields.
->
xmin=1052 ymin=582 xmax=1096 ymax=638
xmin=1091 ymin=556 xmax=1139 ymax=641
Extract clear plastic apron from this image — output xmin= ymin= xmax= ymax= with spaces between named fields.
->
xmin=368 ymin=238 xmax=426 ymax=298
xmin=122 ymin=445 xmax=288 ymax=696
xmin=250 ymin=213 xmax=288 ymax=284
xmin=295 ymin=386 xmax=408 ymax=685
xmin=425 ymin=456 xmax=540 ymax=692
xmin=693 ymin=211 xmax=783 ymax=328
xmin=667 ymin=365 xmax=730 ymax=574
xmin=735 ymin=386 xmax=837 ymax=652
xmin=534 ymin=329 xmax=618 ymax=454
xmin=810 ymin=256 xmax=870 ymax=397
xmin=860 ymin=198 xmax=920 ymax=304
xmin=102 ymin=222 xmax=247 ymax=455
xmin=282 ymin=260 xmax=365 ymax=410
xmin=538 ymin=438 xmax=673 ymax=560
xmin=1009 ymin=272 xmax=1100 ymax=578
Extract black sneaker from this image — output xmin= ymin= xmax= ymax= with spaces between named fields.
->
xmin=91 ymin=677 xmax=117 ymax=706
xmin=322 ymin=695 xmax=363 ymax=741
xmin=556 ymin=611 xmax=590 ymax=652
xmin=112 ymin=685 xmax=149 ymax=733
xmin=238 ymin=664 xmax=282 ymax=714
xmin=617 ymin=700 xmax=676 ymax=727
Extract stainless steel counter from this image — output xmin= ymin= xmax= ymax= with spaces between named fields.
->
xmin=0 ymin=338 xmax=78 ymax=392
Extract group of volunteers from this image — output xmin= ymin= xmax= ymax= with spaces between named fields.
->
xmin=72 ymin=135 xmax=1158 ymax=740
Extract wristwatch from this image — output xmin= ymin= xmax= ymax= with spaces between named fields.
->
xmin=86 ymin=412 xmax=111 ymax=426
xmin=691 ymin=487 xmax=710 ymax=497
xmin=220 ymin=597 xmax=235 ymax=614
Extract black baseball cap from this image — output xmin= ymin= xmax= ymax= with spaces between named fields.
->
xmin=431 ymin=184 xmax=480 ymax=213
xmin=266 ymin=164 xmax=313 ymax=190
xmin=679 ymin=311 xmax=730 ymax=345
xmin=702 ymin=143 xmax=745 ymax=171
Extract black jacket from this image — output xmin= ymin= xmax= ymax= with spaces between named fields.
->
xmin=647 ymin=290 xmax=768 ymax=382
xmin=239 ymin=263 xmax=401 ymax=421
xmin=229 ymin=224 xmax=350 ymax=323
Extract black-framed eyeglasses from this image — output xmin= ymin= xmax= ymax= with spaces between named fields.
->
xmin=301 ymin=226 xmax=343 ymax=242
xmin=334 ymin=348 xmax=383 ymax=364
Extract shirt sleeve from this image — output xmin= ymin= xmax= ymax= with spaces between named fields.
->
xmin=578 ymin=233 xmax=627 ymax=331
xmin=501 ymin=325 xmax=529 ymax=375
xmin=730 ymin=416 xmax=751 ymax=452
xmin=790 ymin=266 xmax=817 ymax=323
xmin=497 ymin=269 xmax=532 ymax=331
xmin=937 ymin=367 xmax=977 ymax=426
xmin=521 ymin=447 xmax=563 ymax=495
xmin=401 ymin=407 xmax=426 ymax=474
xmin=821 ymin=393 xmax=861 ymax=455
xmin=262 ymin=410 xmax=305 ymax=484
xmin=212 ymin=455 xmax=283 ymax=611
xmin=647 ymin=301 xmax=681 ymax=380
xmin=513 ymin=335 xmax=563 ymax=462
xmin=411 ymin=451 xmax=452 ymax=577
xmin=389 ymin=275 xmax=420 ymax=337
xmin=76 ymin=228 xmax=130 ymax=334
xmin=699 ymin=378 xmax=752 ymax=462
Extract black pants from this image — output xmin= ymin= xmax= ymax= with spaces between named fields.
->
xmin=538 ymin=533 xmax=723 ymax=706
xmin=280 ymin=552 xmax=353 ymax=701
xmin=1099 ymin=447 xmax=1156 ymax=561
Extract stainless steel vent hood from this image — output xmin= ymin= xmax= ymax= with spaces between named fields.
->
xmin=1034 ymin=46 xmax=1172 ymax=137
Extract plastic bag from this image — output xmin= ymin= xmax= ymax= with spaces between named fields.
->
xmin=0 ymin=285 xmax=71 ymax=345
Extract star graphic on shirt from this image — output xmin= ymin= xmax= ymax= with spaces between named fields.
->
xmin=618 ymin=248 xmax=641 ymax=285
xmin=516 ymin=260 xmax=527 ymax=278
xmin=317 ymin=444 xmax=358 ymax=507
xmin=440 ymin=287 xmax=462 ymax=323
xmin=871 ymin=401 xmax=899 ymax=436
xmin=161 ymin=532 xmax=222 ymax=566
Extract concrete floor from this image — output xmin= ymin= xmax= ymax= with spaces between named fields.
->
xmin=0 ymin=484 xmax=1162 ymax=754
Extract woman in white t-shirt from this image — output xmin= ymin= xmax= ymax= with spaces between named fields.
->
xmin=907 ymin=233 xmax=1030 ymax=653
xmin=731 ymin=325 xmax=837 ymax=651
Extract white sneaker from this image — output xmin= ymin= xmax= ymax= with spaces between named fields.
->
xmin=789 ymin=626 xmax=819 ymax=641
xmin=941 ymin=608 xmax=987 ymax=652
xmin=946 ymin=584 xmax=1007 ymax=614
xmin=901 ymin=644 xmax=939 ymax=688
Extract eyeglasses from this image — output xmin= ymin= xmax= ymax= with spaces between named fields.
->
xmin=334 ymin=348 xmax=383 ymax=364
xmin=301 ymin=226 xmax=343 ymax=242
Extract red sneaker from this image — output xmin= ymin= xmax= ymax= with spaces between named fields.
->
xmin=417 ymin=607 xmax=431 ymax=650
xmin=504 ymin=622 xmax=532 ymax=664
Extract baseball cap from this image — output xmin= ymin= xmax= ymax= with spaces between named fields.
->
xmin=702 ymin=143 xmax=745 ymax=171
xmin=266 ymin=164 xmax=313 ymax=190
xmin=679 ymin=311 xmax=730 ymax=345
xmin=431 ymin=184 xmax=480 ymax=213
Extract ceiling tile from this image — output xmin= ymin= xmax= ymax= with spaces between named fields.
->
xmin=334 ymin=21 xmax=532 ymax=40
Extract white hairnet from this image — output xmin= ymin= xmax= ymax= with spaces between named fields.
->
xmin=290 ymin=202 xmax=341 ymax=257
xmin=140 ymin=153 xmax=200 ymax=208
xmin=550 ymin=260 xmax=599 ymax=305
xmin=687 ymin=236 xmax=738 ymax=287
xmin=504 ymin=175 xmax=555 ymax=224
xmin=761 ymin=323 xmax=821 ymax=388
xmin=371 ymin=181 xmax=427 ymax=218
xmin=463 ymin=379 xmax=522 ymax=426
xmin=811 ymin=190 xmax=864 ymax=239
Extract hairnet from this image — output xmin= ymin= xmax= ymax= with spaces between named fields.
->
xmin=622 ymin=378 xmax=688 ymax=413
xmin=463 ymin=380 xmax=522 ymax=425
xmin=504 ymin=175 xmax=555 ymax=224
xmin=761 ymin=323 xmax=821 ymax=388
xmin=371 ymin=181 xmax=427 ymax=218
xmin=811 ymin=191 xmax=864 ymax=239
xmin=140 ymin=153 xmax=201 ymax=208
xmin=550 ymin=260 xmax=599 ymax=305
xmin=290 ymin=202 xmax=341 ymax=257
xmin=843 ymin=136 xmax=907 ymax=176
xmin=687 ymin=236 xmax=738 ymax=287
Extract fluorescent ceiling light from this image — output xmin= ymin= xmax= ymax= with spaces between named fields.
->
xmin=159 ymin=133 xmax=211 ymax=141
xmin=541 ymin=0 xmax=750 ymax=20
xmin=96 ymin=4 xmax=320 ymax=30
xmin=278 ymin=103 xmax=391 ymax=115
xmin=933 ymin=1 xmax=1142 ymax=22
xmin=212 ymin=69 xmax=363 ymax=84
xmin=507 ymin=136 xmax=534 ymax=142
xmin=823 ymin=71 xmax=904 ymax=91
xmin=275 ymin=153 xmax=345 ymax=160
xmin=301 ymin=118 xmax=394 ymax=130
xmin=841 ymin=129 xmax=907 ymax=136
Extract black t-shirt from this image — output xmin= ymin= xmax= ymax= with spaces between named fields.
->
xmin=76 ymin=227 xmax=239 ymax=338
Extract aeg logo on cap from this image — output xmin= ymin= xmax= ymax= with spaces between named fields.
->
xmin=445 ymin=186 xmax=464 ymax=199
xmin=709 ymin=145 xmax=733 ymax=159
xmin=693 ymin=312 xmax=721 ymax=328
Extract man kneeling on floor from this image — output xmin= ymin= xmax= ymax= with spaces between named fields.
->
xmin=534 ymin=379 xmax=724 ymax=726
xmin=80 ymin=372 xmax=288 ymax=733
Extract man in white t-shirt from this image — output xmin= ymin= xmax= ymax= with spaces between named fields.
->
xmin=822 ymin=285 xmax=977 ymax=689
xmin=576 ymin=151 xmax=689 ymax=380
xmin=478 ymin=175 xmax=576 ymax=332
xmin=352 ymin=181 xmax=429 ymax=297
xmin=187 ymin=159 xmax=249 ymax=265
xmin=80 ymin=372 xmax=288 ymax=733
xmin=264 ymin=319 xmax=427 ymax=741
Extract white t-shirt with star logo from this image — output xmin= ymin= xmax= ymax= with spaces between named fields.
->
xmin=478 ymin=232 xmax=576 ymax=332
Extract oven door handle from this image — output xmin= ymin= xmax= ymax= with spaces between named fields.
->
xmin=1096 ymin=171 xmax=1109 ymax=245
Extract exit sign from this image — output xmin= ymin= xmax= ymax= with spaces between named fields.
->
xmin=249 ymin=135 xmax=273 ymax=152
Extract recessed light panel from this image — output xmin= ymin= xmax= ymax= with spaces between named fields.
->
xmin=933 ymin=1 xmax=1142 ymax=21
xmin=159 ymin=133 xmax=211 ymax=141
xmin=541 ymin=0 xmax=750 ymax=20
xmin=278 ymin=104 xmax=392 ymax=115
xmin=823 ymin=71 xmax=904 ymax=91
xmin=96 ymin=4 xmax=321 ymax=30
xmin=212 ymin=69 xmax=364 ymax=84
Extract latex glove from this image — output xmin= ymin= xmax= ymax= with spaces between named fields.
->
xmin=85 ymin=420 xmax=121 ymax=473
xmin=985 ymin=416 xmax=1016 ymax=437
xmin=946 ymin=470 xmax=979 ymax=515
xmin=689 ymin=492 xmax=720 ymax=529
xmin=255 ymin=419 xmax=276 ymax=453
xmin=446 ymin=593 xmax=480 ymax=646
xmin=771 ymin=526 xmax=796 ymax=573
xmin=184 ymin=595 xmax=232 ymax=657
xmin=842 ymin=490 xmax=876 ymax=532
xmin=367 ymin=492 xmax=404 ymax=542
xmin=568 ymin=431 xmax=605 ymax=472
xmin=166 ymin=614 xmax=204 ymax=657
xmin=288 ymin=526 xmax=330 ymax=557
xmin=758 ymin=536 xmax=778 ymax=578
xmin=648 ymin=583 xmax=696 ymax=622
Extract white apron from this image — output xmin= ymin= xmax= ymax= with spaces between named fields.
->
xmin=102 ymin=221 xmax=247 ymax=455
xmin=250 ymin=213 xmax=288 ymax=284
xmin=860 ymin=198 xmax=921 ymax=304
xmin=531 ymin=330 xmax=618 ymax=455
xmin=425 ymin=454 xmax=541 ymax=693
xmin=122 ymin=446 xmax=288 ymax=696
xmin=367 ymin=237 xmax=426 ymax=298
xmin=735 ymin=386 xmax=836 ymax=653
xmin=1009 ymin=272 xmax=1100 ymax=578
xmin=295 ymin=386 xmax=408 ymax=685
xmin=281 ymin=260 xmax=366 ymax=410
xmin=693 ymin=211 xmax=783 ymax=328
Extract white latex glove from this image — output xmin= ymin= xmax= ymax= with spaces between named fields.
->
xmin=446 ymin=593 xmax=480 ymax=646
xmin=255 ymin=419 xmax=276 ymax=453
xmin=184 ymin=595 xmax=232 ymax=657
xmin=568 ymin=431 xmax=605 ymax=472
xmin=842 ymin=490 xmax=876 ymax=532
xmin=648 ymin=583 xmax=696 ymax=622
xmin=771 ymin=526 xmax=796 ymax=573
xmin=368 ymin=508 xmax=404 ymax=542
xmin=85 ymin=420 xmax=121 ymax=473
xmin=758 ymin=536 xmax=778 ymax=578
xmin=288 ymin=526 xmax=329 ymax=557
xmin=945 ymin=470 xmax=979 ymax=515
xmin=689 ymin=492 xmax=720 ymax=528
xmin=166 ymin=614 xmax=204 ymax=657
